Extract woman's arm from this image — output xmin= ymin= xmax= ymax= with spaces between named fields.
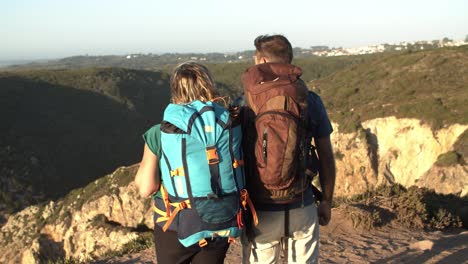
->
xmin=135 ymin=144 xmax=161 ymax=197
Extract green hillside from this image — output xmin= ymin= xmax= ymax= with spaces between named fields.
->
xmin=200 ymin=53 xmax=381 ymax=98
xmin=0 ymin=68 xmax=170 ymax=217
xmin=3 ymin=68 xmax=171 ymax=121
xmin=312 ymin=46 xmax=468 ymax=133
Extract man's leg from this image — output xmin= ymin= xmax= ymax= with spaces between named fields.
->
xmin=242 ymin=209 xmax=285 ymax=264
xmin=287 ymin=203 xmax=319 ymax=264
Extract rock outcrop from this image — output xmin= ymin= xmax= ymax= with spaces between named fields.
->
xmin=417 ymin=165 xmax=468 ymax=196
xmin=0 ymin=165 xmax=153 ymax=263
xmin=331 ymin=117 xmax=467 ymax=197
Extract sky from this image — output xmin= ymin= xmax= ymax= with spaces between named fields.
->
xmin=1 ymin=0 xmax=468 ymax=61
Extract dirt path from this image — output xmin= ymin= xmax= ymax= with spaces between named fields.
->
xmin=94 ymin=208 xmax=468 ymax=263
xmin=318 ymin=209 xmax=468 ymax=263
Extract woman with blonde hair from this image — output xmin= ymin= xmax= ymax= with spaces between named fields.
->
xmin=135 ymin=62 xmax=246 ymax=263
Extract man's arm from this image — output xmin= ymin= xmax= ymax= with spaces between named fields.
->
xmin=315 ymin=136 xmax=336 ymax=226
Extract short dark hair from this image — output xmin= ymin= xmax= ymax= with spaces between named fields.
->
xmin=254 ymin=34 xmax=293 ymax=63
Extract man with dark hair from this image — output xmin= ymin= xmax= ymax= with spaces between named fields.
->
xmin=240 ymin=34 xmax=336 ymax=263
xmin=254 ymin=35 xmax=293 ymax=63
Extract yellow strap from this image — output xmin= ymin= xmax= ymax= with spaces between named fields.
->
xmin=162 ymin=200 xmax=191 ymax=232
xmin=170 ymin=166 xmax=185 ymax=177
xmin=156 ymin=216 xmax=169 ymax=223
xmin=153 ymin=204 xmax=167 ymax=216
xmin=161 ymin=185 xmax=168 ymax=205
xmin=153 ymin=204 xmax=170 ymax=223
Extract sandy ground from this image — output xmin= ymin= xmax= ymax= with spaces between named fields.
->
xmin=93 ymin=208 xmax=468 ymax=263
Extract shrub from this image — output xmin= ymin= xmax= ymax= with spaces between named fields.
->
xmin=334 ymin=184 xmax=466 ymax=229
xmin=435 ymin=151 xmax=464 ymax=167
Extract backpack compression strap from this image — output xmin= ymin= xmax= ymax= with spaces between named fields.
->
xmin=153 ymin=185 xmax=192 ymax=231
xmin=240 ymin=189 xmax=259 ymax=226
xmin=206 ymin=146 xmax=222 ymax=198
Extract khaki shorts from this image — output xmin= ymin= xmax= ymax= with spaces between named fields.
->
xmin=241 ymin=203 xmax=319 ymax=264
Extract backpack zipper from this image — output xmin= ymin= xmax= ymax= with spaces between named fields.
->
xmin=262 ymin=128 xmax=268 ymax=163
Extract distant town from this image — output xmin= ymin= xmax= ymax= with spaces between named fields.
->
xmin=306 ymin=38 xmax=468 ymax=57
xmin=121 ymin=37 xmax=468 ymax=63
xmin=2 ymin=37 xmax=467 ymax=69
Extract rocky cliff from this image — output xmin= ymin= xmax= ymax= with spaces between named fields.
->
xmin=332 ymin=117 xmax=467 ymax=197
xmin=0 ymin=165 xmax=153 ymax=263
xmin=0 ymin=117 xmax=466 ymax=263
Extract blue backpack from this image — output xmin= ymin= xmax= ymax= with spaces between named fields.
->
xmin=153 ymin=100 xmax=257 ymax=247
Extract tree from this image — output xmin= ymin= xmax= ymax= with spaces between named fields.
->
xmin=465 ymin=34 xmax=468 ymax=42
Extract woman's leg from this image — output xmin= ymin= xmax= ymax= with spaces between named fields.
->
xmin=191 ymin=237 xmax=230 ymax=264
xmin=154 ymin=224 xmax=198 ymax=264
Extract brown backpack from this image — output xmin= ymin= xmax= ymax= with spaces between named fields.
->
xmin=241 ymin=63 xmax=312 ymax=203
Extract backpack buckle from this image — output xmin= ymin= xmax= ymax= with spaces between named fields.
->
xmin=233 ymin=159 xmax=244 ymax=168
xmin=199 ymin=239 xmax=208 ymax=247
xmin=206 ymin=146 xmax=219 ymax=164
xmin=170 ymin=166 xmax=185 ymax=177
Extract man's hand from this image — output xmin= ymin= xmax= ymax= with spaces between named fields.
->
xmin=317 ymin=200 xmax=332 ymax=226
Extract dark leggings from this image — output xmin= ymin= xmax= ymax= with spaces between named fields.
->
xmin=154 ymin=225 xmax=230 ymax=264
